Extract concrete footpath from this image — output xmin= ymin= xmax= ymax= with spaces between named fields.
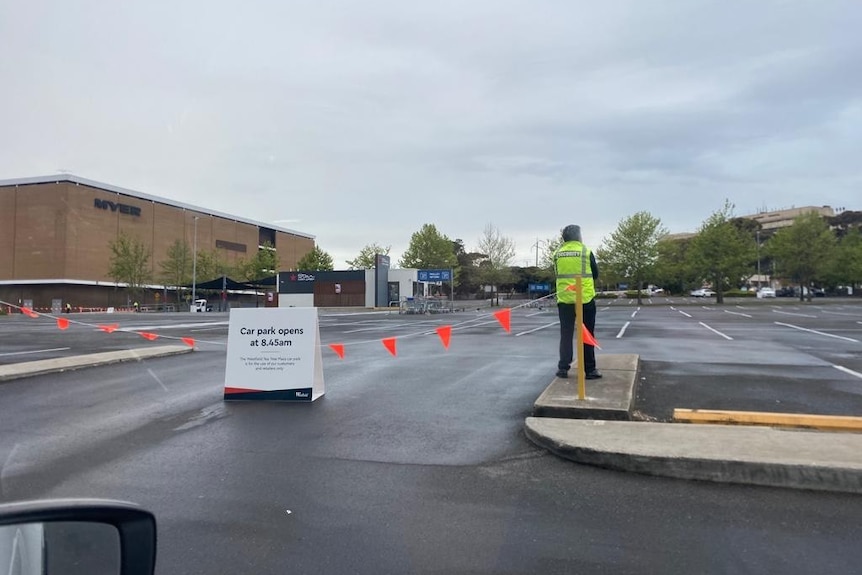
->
xmin=0 ymin=346 xmax=193 ymax=382
xmin=527 ymin=354 xmax=862 ymax=494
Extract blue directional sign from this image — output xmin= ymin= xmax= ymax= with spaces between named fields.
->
xmin=528 ymin=283 xmax=550 ymax=291
xmin=418 ymin=269 xmax=452 ymax=282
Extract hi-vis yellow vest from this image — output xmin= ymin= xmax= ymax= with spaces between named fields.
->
xmin=555 ymin=241 xmax=595 ymax=304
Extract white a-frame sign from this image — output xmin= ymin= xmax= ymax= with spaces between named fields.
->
xmin=224 ymin=307 xmax=325 ymax=401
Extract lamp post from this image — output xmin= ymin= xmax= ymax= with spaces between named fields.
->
xmin=191 ymin=216 xmax=199 ymax=310
xmin=756 ymin=230 xmax=761 ymax=288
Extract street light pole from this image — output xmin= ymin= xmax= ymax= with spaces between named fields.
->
xmin=756 ymin=230 xmax=761 ymax=288
xmin=191 ymin=216 xmax=199 ymax=310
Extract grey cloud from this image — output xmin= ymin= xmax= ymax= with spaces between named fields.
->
xmin=2 ymin=1 xmax=860 ymax=265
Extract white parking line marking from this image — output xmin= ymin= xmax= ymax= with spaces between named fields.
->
xmin=832 ymin=365 xmax=862 ymax=379
xmin=699 ymin=322 xmax=733 ymax=340
xmin=616 ymin=321 xmax=630 ymax=339
xmin=774 ymin=322 xmax=860 ymax=343
xmin=341 ymin=322 xmax=423 ymax=334
xmin=118 ymin=321 xmax=229 ymax=331
xmin=834 ymin=365 xmax=862 ymax=379
xmin=0 ymin=443 xmax=20 ymax=490
xmin=147 ymin=368 xmax=169 ymax=391
xmin=452 ymin=320 xmax=499 ymax=332
xmin=724 ymin=310 xmax=752 ymax=318
xmin=322 ymin=311 xmax=393 ymax=317
xmin=342 ymin=326 xmax=391 ymax=333
xmin=0 ymin=347 xmax=71 ymax=357
xmin=678 ymin=310 xmax=692 ymax=318
xmin=772 ymin=310 xmax=817 ymax=318
xmin=822 ymin=310 xmax=862 ymax=317
xmin=515 ymin=321 xmax=560 ymax=336
xmin=631 ymin=308 xmax=640 ymax=318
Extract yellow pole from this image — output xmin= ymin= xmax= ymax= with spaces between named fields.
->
xmin=575 ymin=276 xmax=585 ymax=400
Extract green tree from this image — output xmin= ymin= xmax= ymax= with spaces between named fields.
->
xmin=539 ymin=236 xmax=563 ymax=271
xmin=235 ymin=241 xmax=279 ymax=282
xmin=767 ymin=212 xmax=836 ymax=301
xmin=108 ymin=233 xmax=151 ymax=301
xmin=687 ymin=201 xmax=754 ymax=304
xmin=194 ymin=249 xmax=229 ymax=283
xmin=833 ymin=228 xmax=862 ymax=290
xmin=297 ymin=245 xmax=334 ymax=271
xmin=346 ymin=243 xmax=391 ymax=270
xmin=453 ymin=239 xmax=484 ymax=298
xmin=596 ymin=211 xmax=668 ymax=304
xmin=827 ymin=210 xmax=862 ymax=238
xmin=399 ymin=224 xmax=458 ymax=269
xmin=476 ymin=223 xmax=517 ymax=306
xmin=159 ymin=239 xmax=192 ymax=304
xmin=653 ymin=236 xmax=699 ymax=295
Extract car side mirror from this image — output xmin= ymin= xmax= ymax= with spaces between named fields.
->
xmin=0 ymin=499 xmax=156 ymax=575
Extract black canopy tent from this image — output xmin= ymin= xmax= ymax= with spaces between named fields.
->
xmin=245 ymin=274 xmax=277 ymax=288
xmin=183 ymin=276 xmax=256 ymax=291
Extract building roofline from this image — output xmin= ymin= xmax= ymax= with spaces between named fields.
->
xmin=0 ymin=174 xmax=315 ymax=240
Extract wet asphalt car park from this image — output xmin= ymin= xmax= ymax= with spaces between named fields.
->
xmin=1 ymin=299 xmax=861 ymax=573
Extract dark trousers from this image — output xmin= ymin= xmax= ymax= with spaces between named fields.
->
xmin=558 ymin=300 xmax=597 ymax=372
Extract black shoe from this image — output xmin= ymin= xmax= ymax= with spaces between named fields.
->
xmin=555 ymin=369 xmax=568 ymax=379
xmin=585 ymin=370 xmax=603 ymax=379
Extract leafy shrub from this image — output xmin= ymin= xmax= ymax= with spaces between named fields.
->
xmin=724 ymin=290 xmax=756 ymax=297
xmin=623 ymin=290 xmax=651 ymax=298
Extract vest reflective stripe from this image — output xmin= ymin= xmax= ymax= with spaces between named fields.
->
xmin=555 ymin=241 xmax=595 ymax=304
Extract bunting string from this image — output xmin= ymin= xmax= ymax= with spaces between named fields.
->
xmin=0 ymin=291 xmax=600 ymax=360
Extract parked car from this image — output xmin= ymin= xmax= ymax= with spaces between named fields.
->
xmin=757 ymin=287 xmax=776 ymax=298
xmin=776 ymin=287 xmax=795 ymax=297
xmin=690 ymin=289 xmax=715 ymax=297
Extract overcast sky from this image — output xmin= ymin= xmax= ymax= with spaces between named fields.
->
xmin=2 ymin=1 xmax=860 ymax=267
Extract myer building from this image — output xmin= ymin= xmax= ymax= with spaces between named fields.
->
xmin=0 ymin=175 xmax=315 ymax=310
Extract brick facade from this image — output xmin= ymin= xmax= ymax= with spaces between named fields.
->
xmin=0 ymin=177 xmax=315 ymax=309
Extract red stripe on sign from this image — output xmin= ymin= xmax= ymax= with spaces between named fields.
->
xmin=224 ymin=387 xmax=264 ymax=394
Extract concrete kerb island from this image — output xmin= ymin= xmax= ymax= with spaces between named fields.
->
xmin=526 ymin=354 xmax=862 ymax=494
xmin=532 ymin=354 xmax=639 ymax=420
xmin=0 ymin=346 xmax=194 ymax=382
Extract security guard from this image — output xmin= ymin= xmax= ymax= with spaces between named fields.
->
xmin=554 ymin=224 xmax=601 ymax=379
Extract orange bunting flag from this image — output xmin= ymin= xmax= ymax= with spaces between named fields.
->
xmin=329 ymin=343 xmax=345 ymax=359
xmin=138 ymin=332 xmax=159 ymax=341
xmin=382 ymin=337 xmax=397 ymax=356
xmin=56 ymin=317 xmax=70 ymax=330
xmin=181 ymin=337 xmax=196 ymax=348
xmin=493 ymin=308 xmax=511 ymax=333
xmin=582 ymin=324 xmax=601 ymax=349
xmin=22 ymin=307 xmax=39 ymax=318
xmin=98 ymin=324 xmax=120 ymax=333
xmin=435 ymin=326 xmax=452 ymax=349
